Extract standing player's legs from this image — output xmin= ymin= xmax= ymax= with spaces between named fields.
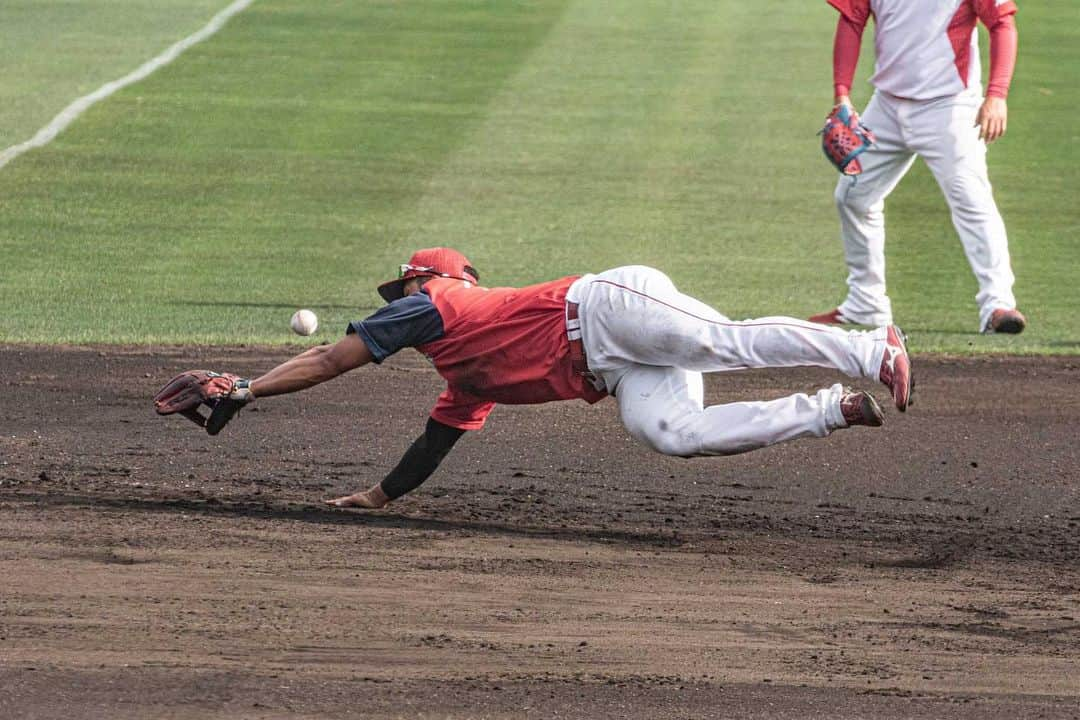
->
xmin=575 ymin=265 xmax=893 ymax=389
xmin=911 ymin=93 xmax=1018 ymax=332
xmin=613 ymin=364 xmax=851 ymax=457
xmin=834 ymin=91 xmax=918 ymax=326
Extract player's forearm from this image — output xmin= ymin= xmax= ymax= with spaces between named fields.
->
xmin=380 ymin=418 xmax=466 ymax=500
xmin=986 ymin=14 xmax=1018 ymax=99
xmin=249 ymin=347 xmax=341 ymax=397
xmin=833 ymin=15 xmax=865 ymax=100
xmin=250 ymin=336 xmax=373 ymax=398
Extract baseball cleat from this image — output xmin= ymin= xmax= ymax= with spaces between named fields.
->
xmin=840 ymin=388 xmax=884 ymax=427
xmin=808 ymin=307 xmax=852 ymax=325
xmin=878 ymin=324 xmax=913 ymax=412
xmin=985 ymin=308 xmax=1027 ymax=335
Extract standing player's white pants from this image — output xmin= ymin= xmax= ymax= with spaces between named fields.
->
xmin=568 ymin=267 xmax=888 ymax=457
xmin=835 ymin=89 xmax=1017 ymax=332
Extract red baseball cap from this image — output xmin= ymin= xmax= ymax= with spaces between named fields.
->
xmin=377 ymin=247 xmax=481 ymax=302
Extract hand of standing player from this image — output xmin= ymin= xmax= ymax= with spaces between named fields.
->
xmin=976 ymin=96 xmax=1008 ymax=143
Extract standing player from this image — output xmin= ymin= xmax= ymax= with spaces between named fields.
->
xmin=810 ymin=0 xmax=1027 ymax=334
xmin=154 ymin=248 xmax=913 ymax=509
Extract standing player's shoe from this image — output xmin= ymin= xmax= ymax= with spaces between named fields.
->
xmin=878 ymin=325 xmax=912 ymax=412
xmin=808 ymin=307 xmax=852 ymax=325
xmin=840 ymin=389 xmax=884 ymax=427
xmin=984 ymin=308 xmax=1027 ymax=335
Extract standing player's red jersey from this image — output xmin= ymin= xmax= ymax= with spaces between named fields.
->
xmin=419 ymin=276 xmax=607 ymax=429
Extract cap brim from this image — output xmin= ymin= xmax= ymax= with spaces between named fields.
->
xmin=377 ymin=278 xmax=407 ymax=303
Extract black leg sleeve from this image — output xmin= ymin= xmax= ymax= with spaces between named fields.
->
xmin=379 ymin=418 xmax=466 ymax=500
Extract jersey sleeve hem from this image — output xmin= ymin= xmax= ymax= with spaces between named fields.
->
xmin=996 ymin=1 xmax=1018 ymax=18
xmin=826 ymin=0 xmax=869 ymax=24
xmin=346 ymin=321 xmax=388 ymax=364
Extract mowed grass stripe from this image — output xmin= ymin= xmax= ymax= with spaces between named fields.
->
xmin=0 ymin=0 xmax=570 ymax=344
xmin=408 ymin=2 xmax=857 ymax=315
xmin=408 ymin=1 xmax=749 ymax=282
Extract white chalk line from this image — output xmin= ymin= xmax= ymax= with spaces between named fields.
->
xmin=0 ymin=0 xmax=255 ymax=171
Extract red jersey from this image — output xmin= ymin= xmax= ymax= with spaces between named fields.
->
xmin=416 ymin=276 xmax=607 ymax=430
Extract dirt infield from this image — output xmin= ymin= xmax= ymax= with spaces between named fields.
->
xmin=2 ymin=345 xmax=1078 ymax=719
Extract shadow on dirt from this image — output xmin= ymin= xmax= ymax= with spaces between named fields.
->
xmin=6 ymin=491 xmax=687 ymax=549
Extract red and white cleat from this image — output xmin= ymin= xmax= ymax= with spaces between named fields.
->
xmin=879 ymin=325 xmax=913 ymax=412
xmin=840 ymin=388 xmax=884 ymax=427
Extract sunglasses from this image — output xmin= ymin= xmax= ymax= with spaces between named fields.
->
xmin=398 ymin=264 xmax=437 ymax=278
xmin=397 ymin=263 xmax=480 ymax=282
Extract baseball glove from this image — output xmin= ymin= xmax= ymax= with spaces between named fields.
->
xmin=820 ymin=104 xmax=876 ymax=175
xmin=153 ymin=370 xmax=253 ymax=435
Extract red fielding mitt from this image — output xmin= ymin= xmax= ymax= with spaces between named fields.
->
xmin=153 ymin=370 xmax=252 ymax=435
xmin=820 ymin=104 xmax=876 ymax=175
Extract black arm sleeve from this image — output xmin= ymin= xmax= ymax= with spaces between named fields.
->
xmin=379 ymin=417 xmax=466 ymax=500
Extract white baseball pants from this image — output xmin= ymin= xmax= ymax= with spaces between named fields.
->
xmin=567 ymin=267 xmax=888 ymax=457
xmin=835 ymin=89 xmax=1017 ymax=332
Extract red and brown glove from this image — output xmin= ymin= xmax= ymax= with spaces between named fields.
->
xmin=820 ymin=104 xmax=876 ymax=175
xmin=153 ymin=370 xmax=253 ymax=435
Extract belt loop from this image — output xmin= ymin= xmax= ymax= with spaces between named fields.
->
xmin=566 ymin=301 xmax=600 ymax=391
xmin=566 ymin=301 xmax=582 ymax=341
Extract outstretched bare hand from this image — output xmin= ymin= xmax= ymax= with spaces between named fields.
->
xmin=325 ymin=484 xmax=390 ymax=509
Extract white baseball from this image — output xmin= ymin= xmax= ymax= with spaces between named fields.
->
xmin=290 ymin=309 xmax=318 ymax=336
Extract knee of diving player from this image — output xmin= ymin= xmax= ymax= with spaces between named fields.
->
xmin=615 ymin=366 xmax=707 ymax=458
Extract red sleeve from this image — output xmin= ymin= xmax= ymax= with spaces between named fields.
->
xmin=430 ymin=386 xmax=496 ymax=431
xmin=982 ymin=7 xmax=1018 ymax=99
xmin=833 ymin=14 xmax=866 ymax=97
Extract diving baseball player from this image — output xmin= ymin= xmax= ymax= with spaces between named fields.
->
xmin=813 ymin=0 xmax=1027 ymax=334
xmin=154 ymin=248 xmax=913 ymax=509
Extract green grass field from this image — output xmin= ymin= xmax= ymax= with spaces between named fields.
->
xmin=1 ymin=0 xmax=1077 ymax=352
